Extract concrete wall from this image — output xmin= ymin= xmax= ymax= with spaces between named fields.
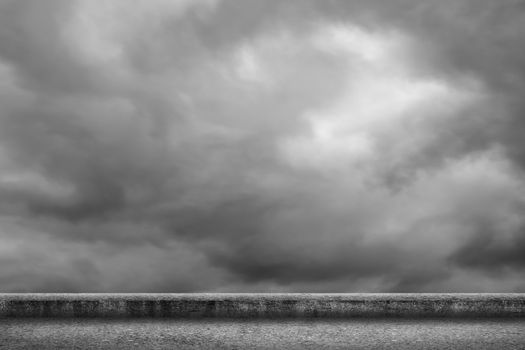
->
xmin=1 ymin=293 xmax=524 ymax=318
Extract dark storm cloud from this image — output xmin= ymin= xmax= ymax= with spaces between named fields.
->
xmin=207 ymin=0 xmax=525 ymax=170
xmin=0 ymin=0 xmax=127 ymax=95
xmin=0 ymin=0 xmax=524 ymax=292
xmin=450 ymin=222 xmax=525 ymax=270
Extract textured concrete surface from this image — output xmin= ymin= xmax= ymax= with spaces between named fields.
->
xmin=1 ymin=319 xmax=524 ymax=349
xmin=1 ymin=293 xmax=524 ymax=318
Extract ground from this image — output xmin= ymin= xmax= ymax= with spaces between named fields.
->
xmin=1 ymin=318 xmax=525 ymax=349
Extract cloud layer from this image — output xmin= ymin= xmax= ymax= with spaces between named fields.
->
xmin=1 ymin=0 xmax=525 ymax=292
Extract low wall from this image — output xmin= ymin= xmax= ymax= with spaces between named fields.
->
xmin=1 ymin=293 xmax=524 ymax=318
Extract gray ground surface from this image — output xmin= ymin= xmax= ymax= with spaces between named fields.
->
xmin=1 ymin=319 xmax=524 ymax=349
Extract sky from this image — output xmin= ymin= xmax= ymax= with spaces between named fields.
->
xmin=0 ymin=0 xmax=525 ymax=292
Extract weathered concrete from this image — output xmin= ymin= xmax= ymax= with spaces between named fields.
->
xmin=3 ymin=319 xmax=525 ymax=349
xmin=0 ymin=293 xmax=524 ymax=318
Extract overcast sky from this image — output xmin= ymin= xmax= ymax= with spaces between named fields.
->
xmin=1 ymin=0 xmax=525 ymax=292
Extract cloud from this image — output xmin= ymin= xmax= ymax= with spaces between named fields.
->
xmin=0 ymin=0 xmax=524 ymax=292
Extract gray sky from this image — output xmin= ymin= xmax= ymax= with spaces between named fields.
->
xmin=1 ymin=0 xmax=525 ymax=292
